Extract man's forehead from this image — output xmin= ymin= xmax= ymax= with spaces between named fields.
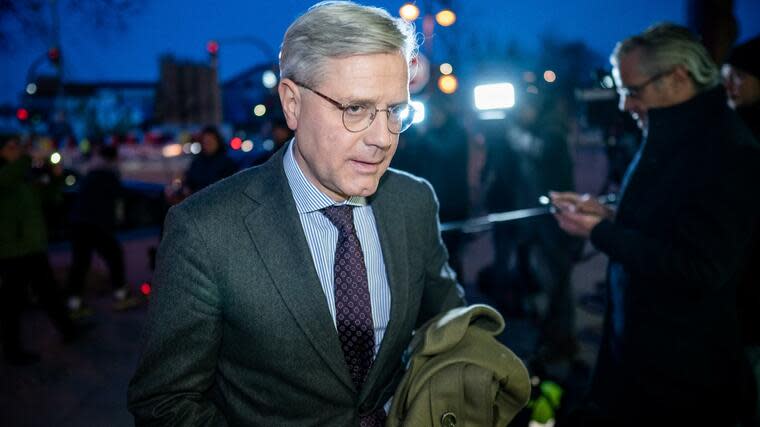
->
xmin=615 ymin=49 xmax=646 ymax=82
xmin=320 ymin=54 xmax=410 ymax=98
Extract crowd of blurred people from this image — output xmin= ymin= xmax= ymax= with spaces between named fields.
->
xmin=0 ymin=121 xmax=291 ymax=366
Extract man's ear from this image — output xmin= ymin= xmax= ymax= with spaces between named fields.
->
xmin=671 ymin=65 xmax=693 ymax=89
xmin=278 ymin=79 xmax=301 ymax=131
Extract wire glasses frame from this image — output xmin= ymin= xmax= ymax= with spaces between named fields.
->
xmin=616 ymin=68 xmax=675 ymax=99
xmin=293 ymin=81 xmax=416 ymax=134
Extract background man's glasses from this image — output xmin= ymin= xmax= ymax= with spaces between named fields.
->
xmin=617 ymin=68 xmax=674 ymax=99
xmin=293 ymin=81 xmax=416 ymax=134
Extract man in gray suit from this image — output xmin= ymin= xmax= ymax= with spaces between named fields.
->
xmin=127 ymin=2 xmax=465 ymax=426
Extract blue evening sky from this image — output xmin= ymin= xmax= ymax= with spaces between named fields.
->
xmin=2 ymin=0 xmax=759 ymax=105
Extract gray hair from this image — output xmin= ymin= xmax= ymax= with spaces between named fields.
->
xmin=279 ymin=1 xmax=418 ymax=87
xmin=610 ymin=23 xmax=719 ymax=91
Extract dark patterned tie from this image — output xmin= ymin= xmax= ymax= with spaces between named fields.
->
xmin=321 ymin=206 xmax=385 ymax=427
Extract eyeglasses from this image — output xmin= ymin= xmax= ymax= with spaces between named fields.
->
xmin=616 ymin=68 xmax=674 ymax=99
xmin=293 ymin=81 xmax=416 ymax=134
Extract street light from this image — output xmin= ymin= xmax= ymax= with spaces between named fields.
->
xmin=435 ymin=9 xmax=456 ymax=26
xmin=399 ymin=3 xmax=420 ymax=21
xmin=438 ymin=74 xmax=458 ymax=94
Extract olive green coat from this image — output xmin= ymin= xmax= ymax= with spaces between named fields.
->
xmin=388 ymin=304 xmax=531 ymax=427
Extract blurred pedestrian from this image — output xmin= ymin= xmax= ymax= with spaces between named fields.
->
xmin=722 ymin=36 xmax=760 ymax=137
xmin=183 ymin=125 xmax=238 ymax=194
xmin=722 ymin=34 xmax=760 ymax=426
xmin=517 ymin=93 xmax=582 ymax=363
xmin=552 ymin=24 xmax=759 ymax=426
xmin=0 ymin=135 xmax=79 ymax=365
xmin=480 ymin=92 xmax=582 ymax=363
xmin=66 ymin=143 xmax=139 ymax=317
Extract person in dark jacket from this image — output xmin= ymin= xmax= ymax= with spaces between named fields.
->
xmin=722 ymin=36 xmax=760 ymax=138
xmin=722 ymin=34 xmax=760 ymax=426
xmin=551 ymin=24 xmax=759 ymax=426
xmin=66 ymin=144 xmax=139 ymax=316
xmin=0 ymin=135 xmax=79 ymax=364
xmin=183 ymin=125 xmax=238 ymax=194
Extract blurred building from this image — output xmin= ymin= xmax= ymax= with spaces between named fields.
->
xmin=155 ymin=55 xmax=222 ymax=125
xmin=20 ymin=76 xmax=155 ymax=142
xmin=16 ymin=58 xmax=281 ymax=143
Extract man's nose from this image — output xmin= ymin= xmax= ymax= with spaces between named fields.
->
xmin=365 ymin=111 xmax=393 ymax=148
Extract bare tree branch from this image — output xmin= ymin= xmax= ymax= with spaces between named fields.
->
xmin=0 ymin=0 xmax=145 ymax=51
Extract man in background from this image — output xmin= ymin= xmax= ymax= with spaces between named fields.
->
xmin=551 ymin=24 xmax=759 ymax=425
xmin=723 ymin=35 xmax=760 ymax=426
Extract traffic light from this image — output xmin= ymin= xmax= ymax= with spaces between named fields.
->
xmin=206 ymin=40 xmax=219 ymax=57
xmin=16 ymin=108 xmax=29 ymax=121
xmin=47 ymin=46 xmax=61 ymax=66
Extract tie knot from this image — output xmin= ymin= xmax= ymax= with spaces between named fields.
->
xmin=321 ymin=205 xmax=355 ymax=233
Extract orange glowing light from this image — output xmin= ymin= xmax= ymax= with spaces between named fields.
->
xmin=435 ymin=9 xmax=456 ymax=27
xmin=438 ymin=74 xmax=458 ymax=94
xmin=399 ymin=3 xmax=420 ymax=21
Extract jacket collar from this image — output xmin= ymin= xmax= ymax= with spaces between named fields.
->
xmin=646 ymin=85 xmax=727 ymax=150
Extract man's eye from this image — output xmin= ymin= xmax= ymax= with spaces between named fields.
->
xmin=345 ymin=105 xmax=368 ymax=116
xmin=390 ymin=104 xmax=410 ymax=117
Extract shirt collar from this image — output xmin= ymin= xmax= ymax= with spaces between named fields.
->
xmin=283 ymin=139 xmax=367 ymax=213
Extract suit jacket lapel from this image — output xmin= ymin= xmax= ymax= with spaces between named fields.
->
xmin=242 ymin=149 xmax=354 ymax=391
xmin=360 ymin=177 xmax=410 ymax=401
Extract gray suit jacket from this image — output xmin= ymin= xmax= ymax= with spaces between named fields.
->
xmin=128 ymin=147 xmax=465 ymax=426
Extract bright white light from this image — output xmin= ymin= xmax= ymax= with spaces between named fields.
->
xmin=439 ymin=63 xmax=453 ymax=75
xmin=241 ymin=139 xmax=254 ymax=152
xmin=254 ymin=104 xmax=266 ymax=117
xmin=50 ymin=152 xmax=62 ymax=164
xmin=528 ymin=420 xmax=555 ymax=427
xmin=26 ymin=83 xmax=37 ymax=95
xmin=162 ymin=143 xmax=183 ymax=158
xmin=262 ymin=70 xmax=277 ymax=89
xmin=602 ymin=75 xmax=614 ymax=89
xmin=190 ymin=142 xmax=202 ymax=154
xmin=409 ymin=100 xmax=425 ymax=124
xmin=544 ymin=70 xmax=557 ymax=83
xmin=474 ymin=83 xmax=515 ymax=110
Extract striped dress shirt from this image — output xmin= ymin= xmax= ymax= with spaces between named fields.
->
xmin=283 ymin=140 xmax=391 ymax=356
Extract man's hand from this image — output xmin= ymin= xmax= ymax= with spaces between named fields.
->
xmin=549 ymin=191 xmax=613 ymax=238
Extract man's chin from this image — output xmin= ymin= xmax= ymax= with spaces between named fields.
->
xmin=346 ymin=178 xmax=380 ymax=198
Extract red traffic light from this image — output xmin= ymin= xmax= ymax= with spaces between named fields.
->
xmin=140 ymin=282 xmax=152 ymax=296
xmin=206 ymin=40 xmax=219 ymax=56
xmin=47 ymin=47 xmax=61 ymax=64
xmin=16 ymin=108 xmax=29 ymax=121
